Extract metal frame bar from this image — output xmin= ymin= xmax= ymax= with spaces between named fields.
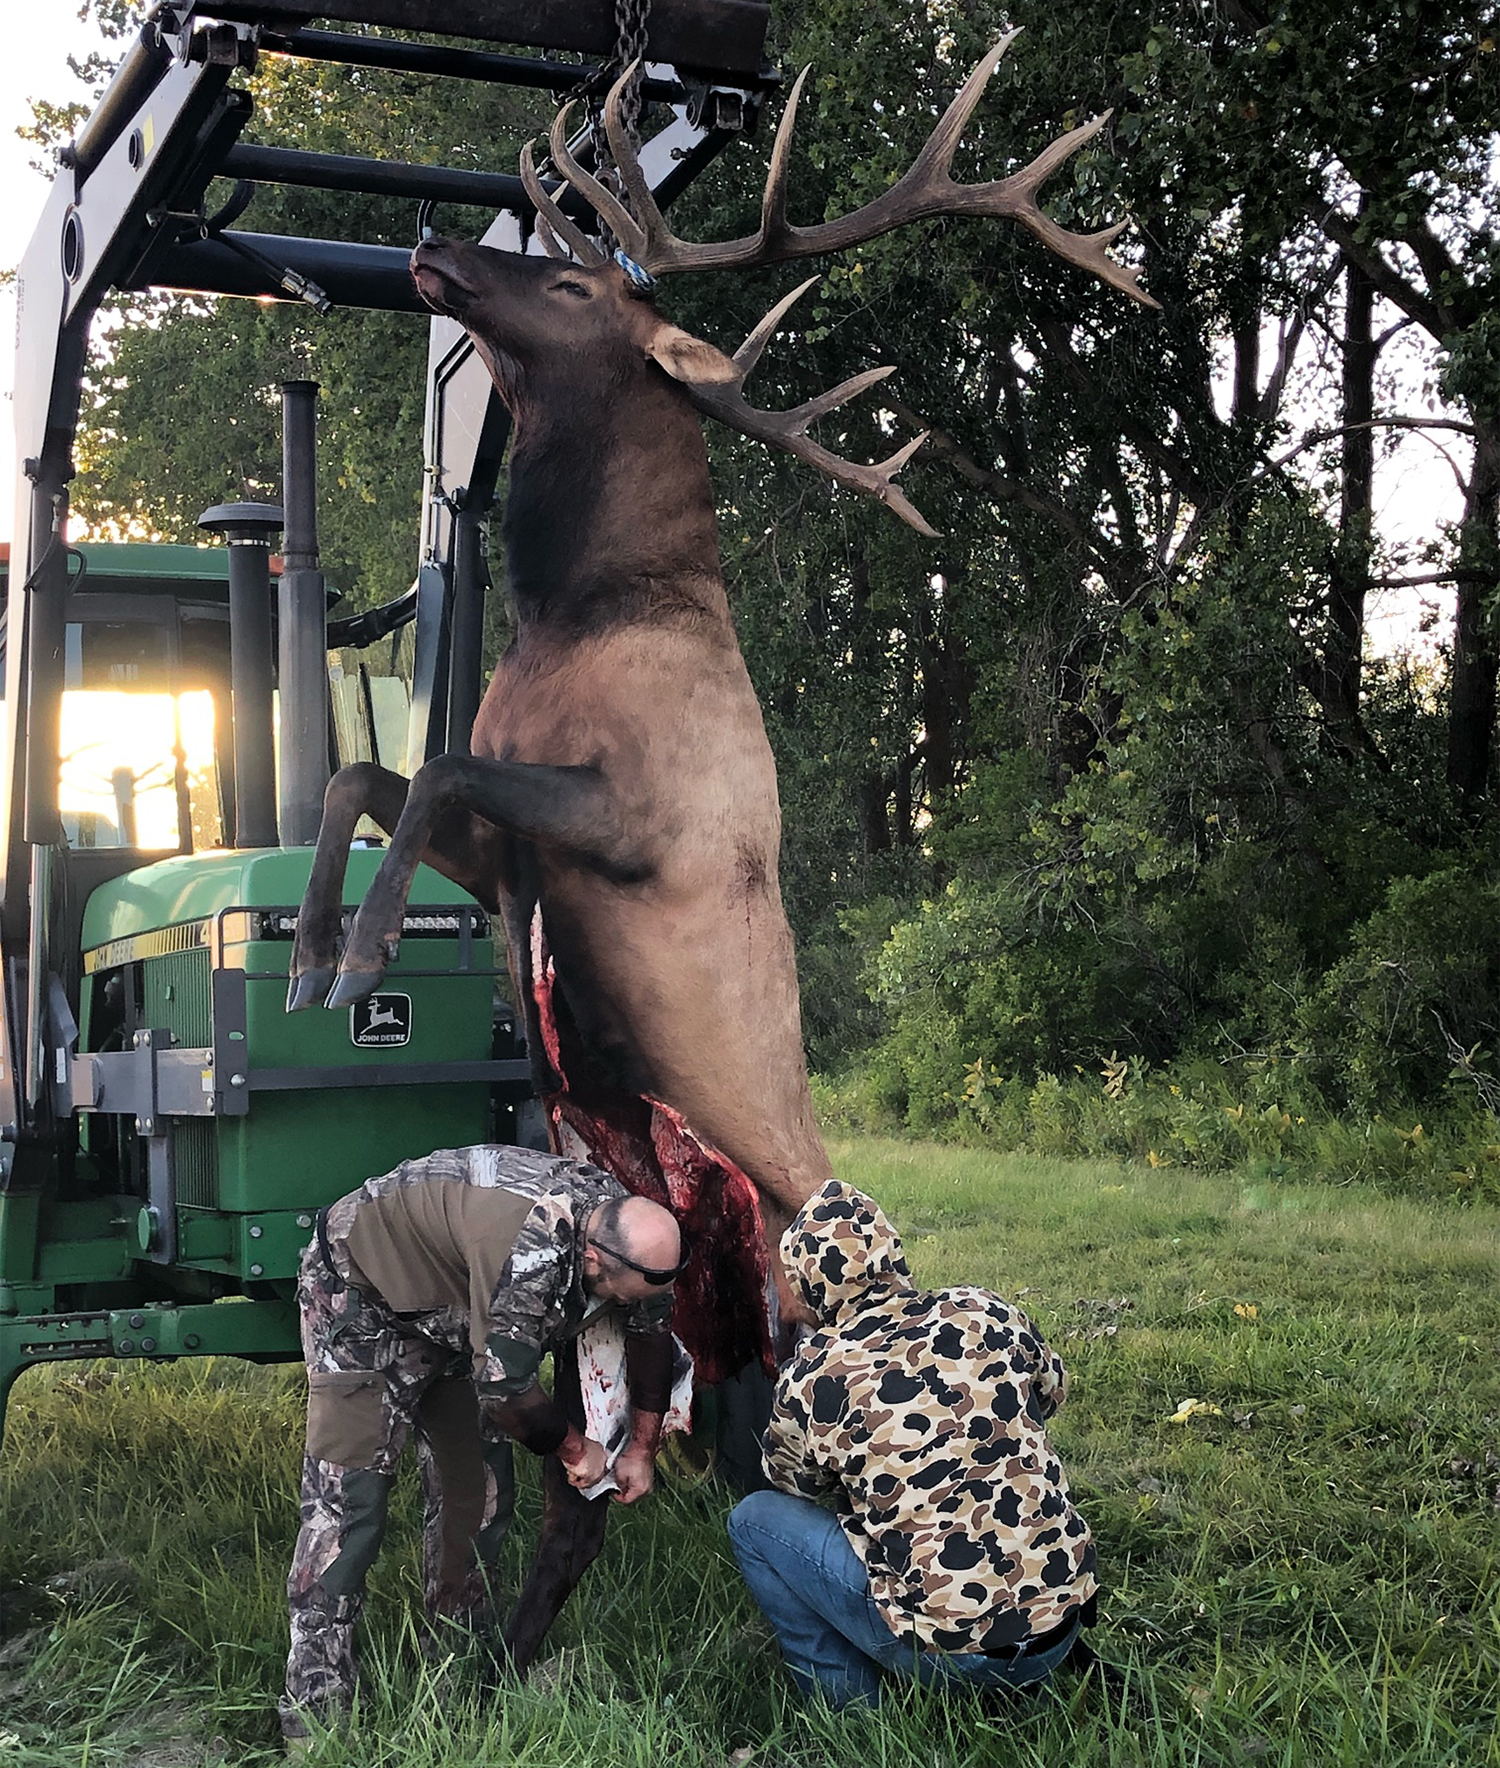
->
xmin=198 ymin=0 xmax=773 ymax=74
xmin=259 ymin=26 xmax=771 ymax=102
xmin=147 ymin=231 xmax=426 ymax=310
xmin=277 ymin=381 xmax=330 ymax=845
xmin=220 ymin=144 xmax=602 ymax=212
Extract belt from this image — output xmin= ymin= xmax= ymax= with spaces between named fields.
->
xmin=981 ymin=1591 xmax=1095 ymax=1661
xmin=314 ymin=1206 xmax=345 ymax=1291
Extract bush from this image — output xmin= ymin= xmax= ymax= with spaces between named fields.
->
xmin=1300 ymin=867 xmax=1500 ymax=1111
xmin=816 ymin=1047 xmax=1500 ymax=1205
xmin=862 ymin=878 xmax=1177 ymax=1121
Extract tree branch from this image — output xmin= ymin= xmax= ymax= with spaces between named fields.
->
xmin=1270 ymin=415 xmax=1477 ymax=471
xmin=1306 ymin=198 xmax=1452 ymax=340
xmin=1367 ymin=569 xmax=1490 ymax=588
xmin=1257 ymin=257 xmax=1344 ymax=426
xmin=881 ymin=391 xmax=1122 ymax=574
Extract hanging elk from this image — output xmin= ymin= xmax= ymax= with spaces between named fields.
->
xmin=285 ymin=33 xmax=1153 ymax=1668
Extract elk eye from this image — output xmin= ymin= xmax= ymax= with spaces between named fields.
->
xmin=553 ymin=278 xmax=591 ymax=299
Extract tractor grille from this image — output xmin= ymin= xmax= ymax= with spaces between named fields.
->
xmin=173 ymin=1117 xmax=218 ymax=1209
xmin=143 ymin=948 xmax=213 ymax=1048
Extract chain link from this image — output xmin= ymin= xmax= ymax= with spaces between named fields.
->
xmin=561 ymin=0 xmax=653 ymax=252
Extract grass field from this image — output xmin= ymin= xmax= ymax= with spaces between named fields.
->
xmin=2 ymin=1136 xmax=1499 ymax=1766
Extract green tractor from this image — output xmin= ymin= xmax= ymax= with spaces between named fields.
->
xmin=0 ymin=531 xmax=525 ymax=1429
xmin=0 ymin=0 xmax=772 ymax=1442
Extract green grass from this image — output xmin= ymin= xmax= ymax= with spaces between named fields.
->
xmin=2 ymin=1136 xmax=1499 ymax=1765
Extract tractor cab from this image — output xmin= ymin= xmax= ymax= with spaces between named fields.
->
xmin=51 ymin=541 xmax=230 ymax=856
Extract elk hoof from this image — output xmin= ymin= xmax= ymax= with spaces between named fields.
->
xmin=325 ymin=967 xmax=386 ymax=1010
xmin=285 ymin=967 xmax=336 ymax=1013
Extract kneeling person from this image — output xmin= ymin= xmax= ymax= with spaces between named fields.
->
xmin=282 ymin=1144 xmax=684 ymax=1742
xmin=729 ymin=1180 xmax=1096 ymax=1708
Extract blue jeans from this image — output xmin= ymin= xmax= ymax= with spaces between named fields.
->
xmin=727 ymin=1489 xmax=1081 ymax=1709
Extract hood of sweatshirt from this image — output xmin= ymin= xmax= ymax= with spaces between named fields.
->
xmin=781 ymin=1178 xmax=914 ymax=1325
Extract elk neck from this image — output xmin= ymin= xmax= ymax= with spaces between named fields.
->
xmin=501 ymin=362 xmax=732 ymax=642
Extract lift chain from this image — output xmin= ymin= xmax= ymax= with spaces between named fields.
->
xmin=572 ymin=0 xmax=654 ymax=250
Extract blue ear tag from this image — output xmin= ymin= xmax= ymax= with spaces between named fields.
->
xmin=614 ymin=248 xmax=656 ymax=293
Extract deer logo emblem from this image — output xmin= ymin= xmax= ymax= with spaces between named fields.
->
xmin=349 ymin=993 xmax=412 ymax=1047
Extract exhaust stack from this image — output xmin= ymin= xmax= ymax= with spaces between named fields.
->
xmin=278 ymin=380 xmax=330 ymax=846
xmin=197 ymin=499 xmax=282 ymax=848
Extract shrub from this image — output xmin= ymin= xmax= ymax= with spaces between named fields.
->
xmin=814 ymin=1048 xmax=1500 ymax=1205
xmin=1300 ymin=867 xmax=1500 ymax=1111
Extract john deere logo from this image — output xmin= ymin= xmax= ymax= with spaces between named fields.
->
xmin=350 ymin=993 xmax=412 ymax=1048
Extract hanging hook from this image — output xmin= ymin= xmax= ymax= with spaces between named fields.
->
xmin=417 ymin=198 xmax=437 ymax=243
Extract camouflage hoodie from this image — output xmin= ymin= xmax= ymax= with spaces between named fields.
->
xmin=763 ymin=1179 xmax=1097 ymax=1653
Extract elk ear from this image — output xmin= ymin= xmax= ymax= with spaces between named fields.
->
xmin=646 ymin=325 xmax=740 ymax=387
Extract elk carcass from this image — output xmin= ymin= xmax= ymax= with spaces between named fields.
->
xmin=285 ymin=34 xmax=1151 ymax=1667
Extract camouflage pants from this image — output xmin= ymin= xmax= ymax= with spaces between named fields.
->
xmin=280 ymin=1245 xmax=517 ymax=1740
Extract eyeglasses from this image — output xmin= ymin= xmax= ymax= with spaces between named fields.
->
xmin=587 ymin=1237 xmax=691 ymax=1287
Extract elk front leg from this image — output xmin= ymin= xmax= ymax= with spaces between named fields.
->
xmin=499 ymin=1341 xmax=610 ymax=1674
xmin=288 ymin=762 xmax=521 ymax=1011
xmin=325 ymin=753 xmax=636 ymax=1010
xmin=288 ymin=763 xmax=411 ymax=1010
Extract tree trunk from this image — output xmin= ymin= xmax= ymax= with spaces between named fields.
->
xmin=1328 ymin=255 xmax=1376 ymax=727
xmin=858 ymin=774 xmax=891 ymax=853
xmin=1447 ymin=422 xmax=1500 ymax=802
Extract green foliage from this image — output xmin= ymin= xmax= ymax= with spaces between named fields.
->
xmin=862 ymin=878 xmax=1162 ymax=1125
xmin=75 ymin=298 xmax=431 ymax=609
xmin=1303 ymin=868 xmax=1500 ymax=1110
xmin=823 ymin=1048 xmax=1500 ymax=1204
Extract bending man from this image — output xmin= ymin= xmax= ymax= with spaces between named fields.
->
xmin=281 ymin=1143 xmax=685 ymax=1743
xmin=728 ymin=1179 xmax=1096 ymax=1708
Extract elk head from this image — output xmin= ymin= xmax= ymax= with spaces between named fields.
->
xmin=412 ymin=240 xmax=737 ymax=417
xmin=412 ymin=31 xmax=1156 ymax=536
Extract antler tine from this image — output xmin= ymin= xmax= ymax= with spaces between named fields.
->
xmin=731 ymin=280 xmax=897 ymax=423
xmin=598 ymin=60 xmax=810 ymax=276
xmin=601 ymin=62 xmax=674 ymax=258
xmin=910 ymin=27 xmax=1025 ymax=183
xmin=520 ymin=139 xmax=607 ymax=265
xmin=783 ymin=365 xmax=897 ymax=431
xmin=734 ymin=275 xmax=819 ymax=377
xmin=681 ymin=361 xmax=938 ymax=537
xmin=696 ymin=384 xmax=939 ymax=535
xmin=547 ymin=101 xmax=649 ymax=263
xmin=753 ymin=63 xmax=810 ymax=261
xmin=1016 ymin=204 xmax=1158 ymax=307
xmin=1005 ymin=107 xmax=1110 ymax=198
xmin=732 ymin=281 xmax=894 ymax=427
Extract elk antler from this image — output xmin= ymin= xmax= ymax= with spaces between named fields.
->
xmin=548 ymin=31 xmax=1157 ymax=307
xmin=673 ymin=278 xmax=940 ymax=537
xmin=519 ymin=140 xmax=608 ymax=266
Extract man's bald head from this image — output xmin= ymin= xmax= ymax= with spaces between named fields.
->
xmin=582 ymin=1195 xmax=683 ymax=1301
xmin=613 ymin=1196 xmax=682 ymax=1271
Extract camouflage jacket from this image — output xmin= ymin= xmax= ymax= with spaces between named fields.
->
xmin=323 ymin=1145 xmax=672 ymax=1401
xmin=763 ymin=1180 xmax=1097 ymax=1653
